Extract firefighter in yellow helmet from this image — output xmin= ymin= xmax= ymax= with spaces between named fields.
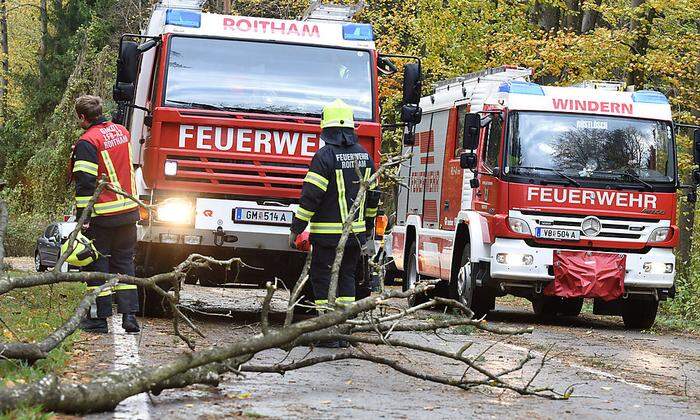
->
xmin=289 ymin=99 xmax=380 ymax=348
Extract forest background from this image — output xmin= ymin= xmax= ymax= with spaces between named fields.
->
xmin=0 ymin=0 xmax=697 ymax=320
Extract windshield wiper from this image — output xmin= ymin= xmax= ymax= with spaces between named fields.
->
xmin=165 ymin=100 xmax=229 ymax=111
xmin=589 ymin=170 xmax=655 ymax=191
xmin=514 ymin=166 xmax=581 ymax=187
xmin=165 ymin=100 xmax=318 ymax=118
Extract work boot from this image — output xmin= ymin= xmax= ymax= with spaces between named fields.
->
xmin=78 ymin=317 xmax=108 ymax=334
xmin=122 ymin=313 xmax=140 ymax=333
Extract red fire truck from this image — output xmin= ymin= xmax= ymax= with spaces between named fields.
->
xmin=391 ymin=66 xmax=700 ymax=329
xmin=112 ymin=0 xmax=422 ymax=314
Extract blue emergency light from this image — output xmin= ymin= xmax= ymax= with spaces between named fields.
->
xmin=343 ymin=24 xmax=374 ymax=41
xmin=498 ymin=81 xmax=545 ymax=96
xmin=165 ymin=9 xmax=201 ymax=28
xmin=632 ymin=90 xmax=668 ymax=104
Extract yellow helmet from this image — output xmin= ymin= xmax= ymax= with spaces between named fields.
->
xmin=321 ymin=99 xmax=355 ymax=129
xmin=60 ymin=232 xmax=98 ymax=267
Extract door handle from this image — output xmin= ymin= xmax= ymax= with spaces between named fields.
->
xmin=444 ymin=200 xmax=449 ymax=210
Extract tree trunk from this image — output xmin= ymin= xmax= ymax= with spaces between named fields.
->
xmin=580 ymin=0 xmax=601 ymax=34
xmin=626 ymin=0 xmax=657 ymax=87
xmin=223 ymin=0 xmax=231 ymax=14
xmin=0 ymin=198 xmax=7 ymax=272
xmin=0 ymin=0 xmax=8 ymax=124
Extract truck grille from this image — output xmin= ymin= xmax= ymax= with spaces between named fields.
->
xmin=165 ymin=153 xmax=308 ymax=198
xmin=518 ymin=211 xmax=665 ymax=243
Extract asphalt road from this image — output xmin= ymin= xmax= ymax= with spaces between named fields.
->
xmin=69 ymin=283 xmax=700 ymax=419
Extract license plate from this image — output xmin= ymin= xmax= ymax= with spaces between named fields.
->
xmin=535 ymin=227 xmax=580 ymax=241
xmin=233 ymin=208 xmax=293 ymax=225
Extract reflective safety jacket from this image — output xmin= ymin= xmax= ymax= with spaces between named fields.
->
xmin=71 ymin=119 xmax=139 ymax=226
xmin=291 ymin=128 xmax=380 ymax=247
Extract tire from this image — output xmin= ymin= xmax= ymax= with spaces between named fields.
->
xmin=559 ymin=297 xmax=583 ymax=317
xmin=403 ymin=241 xmax=427 ymax=307
xmin=532 ymin=296 xmax=583 ymax=318
xmin=35 ymin=251 xmax=47 ymax=272
xmin=622 ymin=299 xmax=658 ymax=330
xmin=450 ymin=245 xmax=494 ymax=318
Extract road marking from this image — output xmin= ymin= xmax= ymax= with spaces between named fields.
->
xmin=499 ymin=342 xmax=655 ymax=392
xmin=112 ymin=316 xmax=151 ymax=420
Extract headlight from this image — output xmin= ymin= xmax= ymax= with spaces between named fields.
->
xmin=164 ymin=160 xmax=178 ymax=176
xmin=156 ymin=198 xmax=194 ymax=224
xmin=508 ymin=217 xmax=531 ymax=235
xmin=647 ymin=227 xmax=670 ymax=243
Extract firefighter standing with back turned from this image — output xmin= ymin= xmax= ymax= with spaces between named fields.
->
xmin=289 ymin=99 xmax=380 ymax=348
xmin=70 ymin=95 xmax=140 ymax=334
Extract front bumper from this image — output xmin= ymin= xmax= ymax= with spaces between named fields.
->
xmin=137 ymin=223 xmax=295 ymax=252
xmin=489 ymin=238 xmax=675 ymax=289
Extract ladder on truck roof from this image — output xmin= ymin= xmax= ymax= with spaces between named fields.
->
xmin=571 ymin=80 xmax=627 ymax=91
xmin=302 ymin=0 xmax=365 ymax=22
xmin=157 ymin=0 xmax=205 ymax=10
xmin=428 ymin=66 xmax=532 ymax=111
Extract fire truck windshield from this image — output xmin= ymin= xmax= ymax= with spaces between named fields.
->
xmin=163 ymin=36 xmax=374 ymax=120
xmin=507 ymin=111 xmax=675 ymax=185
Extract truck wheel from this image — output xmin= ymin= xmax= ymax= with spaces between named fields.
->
xmin=404 ymin=241 xmax=427 ymax=307
xmin=559 ymin=297 xmax=583 ymax=317
xmin=622 ymin=299 xmax=658 ymax=330
xmin=532 ymin=296 xmax=560 ymax=318
xmin=451 ymin=246 xmax=494 ymax=318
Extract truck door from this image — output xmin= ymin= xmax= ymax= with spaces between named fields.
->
xmin=472 ymin=114 xmax=504 ymax=218
xmin=440 ymin=106 xmax=466 ymax=230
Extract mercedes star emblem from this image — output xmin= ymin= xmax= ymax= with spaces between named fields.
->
xmin=581 ymin=216 xmax=602 ymax=237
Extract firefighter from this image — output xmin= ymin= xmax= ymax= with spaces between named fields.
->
xmin=71 ymin=95 xmax=140 ymax=333
xmin=289 ymin=99 xmax=380 ymax=348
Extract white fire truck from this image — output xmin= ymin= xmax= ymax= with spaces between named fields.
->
xmin=392 ymin=66 xmax=700 ymax=329
xmin=112 ymin=0 xmax=422 ymax=314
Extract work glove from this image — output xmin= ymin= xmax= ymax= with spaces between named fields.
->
xmin=289 ymin=231 xmax=298 ymax=249
xmin=362 ymin=239 xmax=376 ymax=257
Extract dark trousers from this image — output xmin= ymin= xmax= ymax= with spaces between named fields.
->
xmin=310 ymin=241 xmax=360 ymax=305
xmin=83 ymin=223 xmax=139 ymax=318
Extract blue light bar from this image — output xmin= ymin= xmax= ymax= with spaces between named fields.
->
xmin=498 ymin=81 xmax=545 ymax=96
xmin=165 ymin=9 xmax=201 ymax=28
xmin=343 ymin=24 xmax=374 ymax=41
xmin=632 ymin=90 xmax=668 ymax=104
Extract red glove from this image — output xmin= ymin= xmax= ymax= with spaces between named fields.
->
xmin=294 ymin=231 xmax=311 ymax=252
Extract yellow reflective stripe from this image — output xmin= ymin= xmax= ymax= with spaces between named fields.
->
xmin=94 ymin=199 xmax=138 ymax=214
xmin=309 ymin=221 xmax=366 ymax=234
xmin=86 ymin=285 xmax=112 ymax=297
xmin=73 ymin=160 xmax=98 ymax=176
xmin=314 ymin=299 xmax=328 ymax=305
xmin=337 ymin=296 xmax=355 ymax=303
xmin=303 ymin=171 xmax=328 ymax=192
xmin=365 ymin=207 xmax=378 ymax=218
xmin=75 ymin=196 xmax=91 ymax=208
xmin=101 ymin=150 xmax=122 ymax=189
xmin=127 ymin=143 xmax=137 ymax=196
xmin=294 ymin=207 xmax=315 ymax=222
xmin=335 ymin=170 xmax=348 ymax=222
xmin=357 ymin=168 xmax=371 ymax=222
xmin=113 ymin=284 xmax=137 ymax=291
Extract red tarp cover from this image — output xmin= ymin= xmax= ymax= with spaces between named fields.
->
xmin=545 ymin=251 xmax=626 ymax=301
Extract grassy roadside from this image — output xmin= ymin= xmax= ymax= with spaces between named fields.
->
xmin=0 ymin=268 xmax=85 ymax=419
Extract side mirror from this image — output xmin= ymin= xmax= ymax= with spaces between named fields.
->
xmin=137 ymin=39 xmax=158 ymax=53
xmin=401 ymin=104 xmax=422 ymax=125
xmin=377 ymin=56 xmax=398 ymax=76
xmin=460 ymin=152 xmax=478 ymax=170
xmin=402 ymin=63 xmax=422 ymax=105
xmin=113 ymin=40 xmax=139 ymax=103
xmin=462 ymin=113 xmax=481 ymax=151
xmin=403 ymin=132 xmax=415 ymax=146
xmin=693 ymin=129 xmax=700 ymax=166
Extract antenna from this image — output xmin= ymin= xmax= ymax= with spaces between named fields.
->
xmin=302 ymin=0 xmax=365 ymax=22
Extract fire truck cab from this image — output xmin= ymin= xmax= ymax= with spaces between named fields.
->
xmin=392 ymin=66 xmax=685 ymax=329
xmin=112 ymin=0 xmax=422 ymax=313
